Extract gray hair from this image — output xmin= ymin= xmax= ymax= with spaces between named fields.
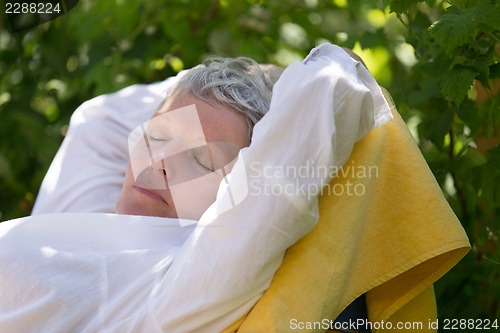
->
xmin=168 ymin=57 xmax=283 ymax=144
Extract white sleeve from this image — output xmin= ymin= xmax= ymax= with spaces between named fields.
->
xmin=31 ymin=77 xmax=180 ymax=214
xmin=147 ymin=43 xmax=393 ymax=332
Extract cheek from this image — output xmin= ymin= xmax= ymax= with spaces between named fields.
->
xmin=128 ymin=140 xmax=153 ymax=184
xmin=123 ymin=162 xmax=136 ymax=187
xmin=169 ymin=174 xmax=222 ymax=220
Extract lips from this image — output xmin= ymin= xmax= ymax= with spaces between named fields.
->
xmin=133 ymin=186 xmax=169 ymax=205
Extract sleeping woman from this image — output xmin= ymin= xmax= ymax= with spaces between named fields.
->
xmin=115 ymin=58 xmax=283 ymax=220
xmin=0 ymin=43 xmax=392 ymax=332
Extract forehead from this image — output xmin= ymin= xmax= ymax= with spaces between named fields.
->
xmin=155 ymin=93 xmax=248 ymax=148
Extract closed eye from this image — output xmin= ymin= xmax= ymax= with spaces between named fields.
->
xmin=194 ymin=155 xmax=214 ymax=172
xmin=147 ymin=135 xmax=167 ymax=142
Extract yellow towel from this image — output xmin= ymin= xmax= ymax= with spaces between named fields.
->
xmin=223 ymin=89 xmax=470 ymax=333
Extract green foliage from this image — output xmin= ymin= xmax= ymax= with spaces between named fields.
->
xmin=389 ymin=0 xmax=426 ymax=13
xmin=387 ymin=0 xmax=500 ymax=324
xmin=0 ymin=0 xmax=498 ymax=328
xmin=440 ymin=66 xmax=476 ymax=105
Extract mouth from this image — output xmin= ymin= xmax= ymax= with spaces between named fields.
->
xmin=133 ymin=186 xmax=169 ymax=205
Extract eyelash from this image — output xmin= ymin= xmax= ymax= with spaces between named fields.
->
xmin=147 ymin=135 xmax=165 ymax=142
xmin=194 ymin=155 xmax=213 ymax=172
xmin=145 ymin=135 xmax=214 ymax=173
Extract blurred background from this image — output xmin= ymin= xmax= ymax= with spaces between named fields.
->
xmin=0 ymin=0 xmax=498 ymax=328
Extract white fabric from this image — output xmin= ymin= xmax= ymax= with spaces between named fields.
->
xmin=1 ymin=43 xmax=392 ymax=332
xmin=0 ymin=213 xmax=192 ymax=332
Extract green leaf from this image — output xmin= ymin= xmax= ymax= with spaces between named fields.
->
xmin=473 ymin=55 xmax=492 ymax=89
xmin=457 ymin=98 xmax=481 ymax=131
xmin=470 ymin=0 xmax=500 ymax=31
xmin=490 ymin=63 xmax=500 ymax=79
xmin=429 ymin=6 xmax=476 ymax=53
xmin=439 ymin=67 xmax=476 ymax=105
xmin=418 ymin=109 xmax=454 ymax=147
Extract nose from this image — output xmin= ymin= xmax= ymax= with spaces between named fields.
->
xmin=149 ymin=156 xmax=169 ymax=182
xmin=135 ymin=163 xmax=169 ymax=190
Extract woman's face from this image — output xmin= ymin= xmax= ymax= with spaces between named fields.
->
xmin=115 ymin=93 xmax=248 ymax=220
